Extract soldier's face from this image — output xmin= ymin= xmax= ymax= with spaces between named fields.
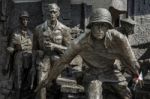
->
xmin=48 ymin=9 xmax=59 ymax=21
xmin=91 ymin=23 xmax=109 ymax=40
xmin=20 ymin=17 xmax=29 ymax=27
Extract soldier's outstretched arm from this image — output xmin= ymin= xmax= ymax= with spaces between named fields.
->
xmin=110 ymin=30 xmax=144 ymax=88
xmin=109 ymin=30 xmax=140 ymax=76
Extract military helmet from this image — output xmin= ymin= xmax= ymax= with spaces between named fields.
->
xmin=20 ymin=11 xmax=29 ymax=18
xmin=87 ymin=8 xmax=113 ymax=29
xmin=109 ymin=0 xmax=127 ymax=14
xmin=47 ymin=3 xmax=60 ymax=12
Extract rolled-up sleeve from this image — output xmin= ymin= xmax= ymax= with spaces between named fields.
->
xmin=109 ymin=29 xmax=140 ymax=76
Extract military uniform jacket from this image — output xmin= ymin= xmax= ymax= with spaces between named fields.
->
xmin=34 ymin=20 xmax=72 ymax=72
xmin=9 ymin=28 xmax=33 ymax=68
xmin=34 ymin=20 xmax=72 ymax=52
xmin=8 ymin=28 xmax=33 ymax=89
xmin=48 ymin=29 xmax=140 ymax=83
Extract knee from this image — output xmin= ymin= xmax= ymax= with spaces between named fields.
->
xmin=87 ymin=80 xmax=103 ymax=99
xmin=88 ymin=80 xmax=103 ymax=94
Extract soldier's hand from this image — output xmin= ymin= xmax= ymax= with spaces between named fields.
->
xmin=132 ymin=78 xmax=144 ymax=89
xmin=45 ymin=42 xmax=55 ymax=50
xmin=132 ymin=72 xmax=144 ymax=89
xmin=50 ymin=43 xmax=55 ymax=50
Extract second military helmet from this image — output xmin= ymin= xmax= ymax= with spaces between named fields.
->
xmin=87 ymin=8 xmax=113 ymax=29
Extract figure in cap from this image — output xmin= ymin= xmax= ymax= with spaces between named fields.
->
xmin=6 ymin=10 xmax=34 ymax=99
xmin=19 ymin=11 xmax=30 ymax=28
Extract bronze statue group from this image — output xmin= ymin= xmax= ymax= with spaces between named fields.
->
xmin=5 ymin=3 xmax=143 ymax=99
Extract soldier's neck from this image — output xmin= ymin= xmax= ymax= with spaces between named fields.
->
xmin=91 ymin=35 xmax=105 ymax=43
xmin=48 ymin=20 xmax=57 ymax=30
xmin=20 ymin=26 xmax=28 ymax=37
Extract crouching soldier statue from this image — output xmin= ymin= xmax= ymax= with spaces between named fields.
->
xmin=36 ymin=8 xmax=143 ymax=99
xmin=7 ymin=11 xmax=35 ymax=99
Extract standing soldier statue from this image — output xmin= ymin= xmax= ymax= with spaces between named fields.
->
xmin=34 ymin=3 xmax=72 ymax=99
xmin=7 ymin=11 xmax=34 ymax=99
xmin=36 ymin=8 xmax=143 ymax=99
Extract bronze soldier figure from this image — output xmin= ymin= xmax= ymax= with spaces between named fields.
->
xmin=36 ymin=8 xmax=143 ymax=99
xmin=34 ymin=3 xmax=72 ymax=99
xmin=7 ymin=11 xmax=34 ymax=99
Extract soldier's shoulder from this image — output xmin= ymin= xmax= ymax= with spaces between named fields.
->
xmin=58 ymin=21 xmax=70 ymax=30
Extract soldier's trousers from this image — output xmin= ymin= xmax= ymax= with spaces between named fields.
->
xmin=84 ymin=80 xmax=131 ymax=99
xmin=83 ymin=68 xmax=131 ymax=99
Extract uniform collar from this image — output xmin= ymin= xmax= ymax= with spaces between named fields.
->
xmin=45 ymin=20 xmax=62 ymax=31
xmin=88 ymin=32 xmax=108 ymax=49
